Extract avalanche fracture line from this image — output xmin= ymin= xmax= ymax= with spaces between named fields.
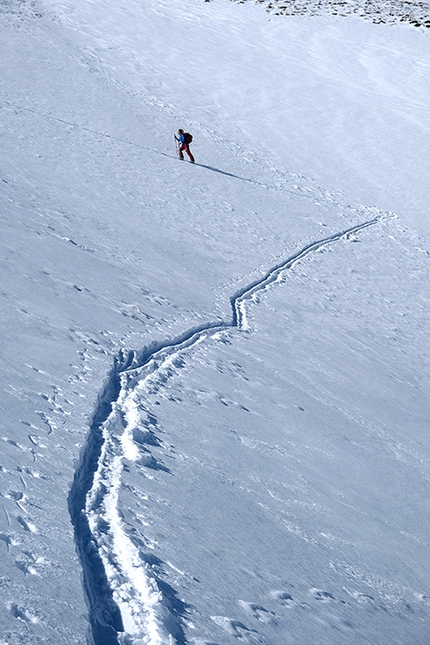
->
xmin=68 ymin=213 xmax=388 ymax=645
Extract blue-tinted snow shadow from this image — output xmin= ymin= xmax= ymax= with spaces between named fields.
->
xmin=68 ymin=361 xmax=124 ymax=645
xmin=69 ymin=351 xmax=189 ymax=645
xmin=194 ymin=162 xmax=268 ymax=187
xmin=136 ymin=552 xmax=191 ymax=645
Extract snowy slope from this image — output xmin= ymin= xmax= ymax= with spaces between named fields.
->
xmin=1 ymin=0 xmax=430 ymax=644
xmin=39 ymin=0 xmax=430 ymax=238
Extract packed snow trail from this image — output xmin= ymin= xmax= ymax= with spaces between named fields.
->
xmin=68 ymin=212 xmax=390 ymax=645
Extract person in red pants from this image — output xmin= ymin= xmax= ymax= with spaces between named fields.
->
xmin=175 ymin=129 xmax=195 ymax=163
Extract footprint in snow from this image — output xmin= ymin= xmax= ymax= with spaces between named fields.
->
xmin=15 ymin=556 xmax=38 ymax=576
xmin=0 ymin=532 xmax=16 ymax=551
xmin=345 ymin=590 xmax=375 ymax=604
xmin=7 ymin=602 xmax=39 ymax=624
xmin=270 ymin=590 xmax=296 ymax=608
xmin=132 ymin=426 xmax=161 ymax=447
xmin=310 ymin=589 xmax=336 ymax=602
xmin=239 ymin=601 xmax=276 ymax=623
xmin=415 ymin=593 xmax=430 ymax=603
xmin=136 ymin=450 xmax=171 ymax=473
xmin=211 ymin=616 xmax=260 ymax=640
xmin=16 ymin=515 xmax=39 ymax=534
xmin=6 ymin=490 xmax=24 ymax=502
xmin=16 ymin=466 xmax=47 ymax=480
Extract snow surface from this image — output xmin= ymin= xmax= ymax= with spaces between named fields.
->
xmin=1 ymin=0 xmax=430 ymax=644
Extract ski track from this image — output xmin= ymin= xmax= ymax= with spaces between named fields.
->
xmin=69 ymin=212 xmax=390 ymax=645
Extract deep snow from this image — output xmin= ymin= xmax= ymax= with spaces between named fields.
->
xmin=1 ymin=0 xmax=430 ymax=644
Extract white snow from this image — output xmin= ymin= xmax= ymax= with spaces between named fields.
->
xmin=1 ymin=0 xmax=430 ymax=644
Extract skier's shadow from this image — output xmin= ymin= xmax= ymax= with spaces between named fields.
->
xmin=194 ymin=162 xmax=266 ymax=188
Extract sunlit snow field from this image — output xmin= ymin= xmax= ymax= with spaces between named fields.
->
xmin=1 ymin=0 xmax=430 ymax=643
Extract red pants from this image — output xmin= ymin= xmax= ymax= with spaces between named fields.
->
xmin=178 ymin=143 xmax=195 ymax=162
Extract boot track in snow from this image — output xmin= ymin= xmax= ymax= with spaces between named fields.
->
xmin=68 ymin=213 xmax=389 ymax=645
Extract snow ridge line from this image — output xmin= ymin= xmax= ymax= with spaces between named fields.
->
xmin=69 ymin=213 xmax=388 ymax=645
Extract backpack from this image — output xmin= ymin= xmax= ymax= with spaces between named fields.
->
xmin=184 ymin=132 xmax=193 ymax=144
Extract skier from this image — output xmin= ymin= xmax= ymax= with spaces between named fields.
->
xmin=175 ymin=129 xmax=195 ymax=163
